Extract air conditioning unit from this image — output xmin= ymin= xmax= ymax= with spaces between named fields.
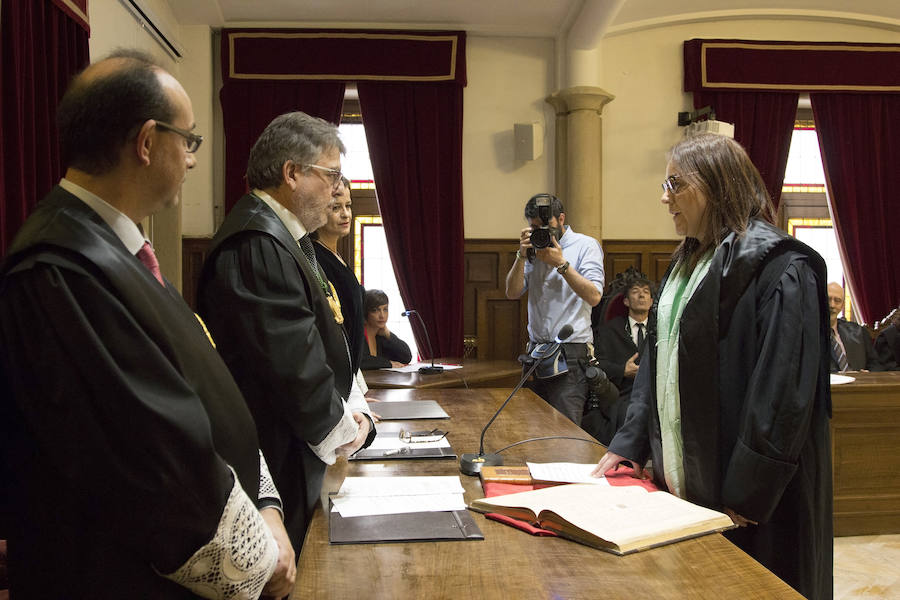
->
xmin=119 ymin=0 xmax=185 ymax=61
xmin=683 ymin=119 xmax=735 ymax=138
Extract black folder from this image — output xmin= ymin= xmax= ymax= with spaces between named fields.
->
xmin=350 ymin=446 xmax=457 ymax=461
xmin=329 ymin=503 xmax=484 ymax=544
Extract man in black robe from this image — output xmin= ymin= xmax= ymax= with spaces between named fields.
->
xmin=0 ymin=50 xmax=294 ymax=598
xmin=198 ymin=112 xmax=375 ymax=554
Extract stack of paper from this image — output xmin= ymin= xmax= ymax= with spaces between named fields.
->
xmin=331 ymin=476 xmax=466 ymax=518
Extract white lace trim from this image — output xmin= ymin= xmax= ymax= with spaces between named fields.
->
xmin=258 ymin=450 xmax=281 ymax=513
xmin=308 ymin=400 xmax=357 ymax=465
xmin=161 ymin=471 xmax=278 ymax=599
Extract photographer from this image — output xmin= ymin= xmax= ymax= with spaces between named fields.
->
xmin=505 ymin=194 xmax=605 ymax=426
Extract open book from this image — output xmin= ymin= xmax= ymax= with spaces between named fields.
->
xmin=469 ymin=483 xmax=735 ymax=555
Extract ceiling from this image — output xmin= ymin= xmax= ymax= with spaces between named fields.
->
xmin=168 ymin=0 xmax=900 ymax=37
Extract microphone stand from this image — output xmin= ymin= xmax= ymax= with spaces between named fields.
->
xmin=402 ymin=309 xmax=443 ymax=374
xmin=459 ymin=356 xmax=543 ymax=476
xmin=459 ymin=332 xmax=570 ymax=476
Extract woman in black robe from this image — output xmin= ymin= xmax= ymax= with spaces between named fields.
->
xmin=592 ymin=134 xmax=832 ymax=599
xmin=313 ymin=177 xmax=365 ymax=374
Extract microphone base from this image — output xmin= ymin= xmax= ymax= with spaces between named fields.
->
xmin=418 ymin=365 xmax=444 ymax=374
xmin=459 ymin=453 xmax=504 ymax=476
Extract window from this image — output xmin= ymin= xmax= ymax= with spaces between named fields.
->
xmin=781 ymin=115 xmax=851 ymax=320
xmin=339 ymin=121 xmax=419 ymax=360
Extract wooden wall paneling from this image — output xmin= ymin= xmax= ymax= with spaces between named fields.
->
xmin=182 ymin=237 xmax=212 ymax=310
xmin=476 ymin=289 xmax=528 ymax=360
xmin=600 ymin=240 xmax=679 ymax=289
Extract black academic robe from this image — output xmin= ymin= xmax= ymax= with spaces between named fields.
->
xmin=589 ymin=315 xmax=644 ymax=444
xmin=0 ymin=187 xmax=261 ymax=599
xmin=198 ymin=192 xmax=366 ymax=553
xmin=874 ymin=324 xmax=899 ymax=370
xmin=314 ymin=241 xmax=365 ymax=374
xmin=832 ymin=318 xmax=882 ymax=371
xmin=609 ymin=219 xmax=833 ymax=600
xmin=360 ymin=332 xmax=413 ymax=369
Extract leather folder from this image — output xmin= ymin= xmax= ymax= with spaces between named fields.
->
xmin=368 ymin=400 xmax=449 ymax=420
xmin=350 ymin=446 xmax=457 ymax=461
xmin=329 ymin=503 xmax=484 ymax=544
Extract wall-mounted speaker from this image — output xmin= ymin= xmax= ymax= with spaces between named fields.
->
xmin=514 ymin=122 xmax=543 ymax=161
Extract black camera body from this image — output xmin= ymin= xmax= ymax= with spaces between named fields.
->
xmin=529 ymin=196 xmax=554 ymax=249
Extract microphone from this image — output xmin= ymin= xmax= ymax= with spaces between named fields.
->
xmin=401 ymin=309 xmax=444 ymax=374
xmin=459 ymin=324 xmax=574 ymax=476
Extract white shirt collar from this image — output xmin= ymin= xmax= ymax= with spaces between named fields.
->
xmin=253 ymin=189 xmax=308 ymax=241
xmin=59 ymin=178 xmax=146 ymax=254
xmin=628 ymin=315 xmax=648 ymax=329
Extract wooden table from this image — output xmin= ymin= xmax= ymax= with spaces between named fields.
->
xmin=831 ymin=370 xmax=900 ymax=536
xmin=362 ymin=358 xmax=522 ymax=389
xmin=292 ymin=388 xmax=800 ymax=599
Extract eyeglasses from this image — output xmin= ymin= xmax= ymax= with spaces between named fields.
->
xmin=304 ymin=163 xmax=343 ymax=190
xmin=155 ymin=121 xmax=203 ymax=153
xmin=661 ymin=172 xmax=697 ymax=195
xmin=399 ymin=428 xmax=449 ymax=444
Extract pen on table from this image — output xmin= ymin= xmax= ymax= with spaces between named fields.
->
xmin=383 ymin=448 xmax=402 ymax=456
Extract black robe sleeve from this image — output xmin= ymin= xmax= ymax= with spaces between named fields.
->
xmin=0 ymin=264 xmax=234 ymax=574
xmin=593 ymin=318 xmax=629 ymax=388
xmin=874 ymin=325 xmax=899 ymax=370
xmin=379 ymin=332 xmax=413 ymax=364
xmin=720 ymin=257 xmax=822 ymax=522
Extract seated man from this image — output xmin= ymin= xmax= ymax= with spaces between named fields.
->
xmin=827 ymin=282 xmax=881 ymax=371
xmin=589 ymin=269 xmax=653 ymax=444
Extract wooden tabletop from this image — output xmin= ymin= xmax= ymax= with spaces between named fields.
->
xmin=292 ymin=388 xmax=801 ymax=599
xmin=362 ymin=358 xmax=522 ymax=389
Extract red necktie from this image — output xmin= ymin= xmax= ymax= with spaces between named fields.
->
xmin=137 ymin=241 xmax=164 ymax=286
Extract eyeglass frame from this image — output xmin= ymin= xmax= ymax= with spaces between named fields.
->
xmin=303 ymin=163 xmax=344 ymax=190
xmin=661 ymin=172 xmax=698 ymax=195
xmin=398 ymin=428 xmax=449 ymax=444
xmin=155 ymin=120 xmax=203 ymax=153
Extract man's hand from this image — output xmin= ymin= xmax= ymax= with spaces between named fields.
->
xmin=590 ymin=451 xmax=648 ymax=479
xmin=535 ymin=235 xmax=564 ymax=268
xmin=336 ymin=412 xmax=371 ymax=457
xmin=624 ymin=353 xmax=639 ymax=378
xmin=259 ymin=507 xmax=296 ymax=599
xmin=518 ymin=226 xmax=533 ymax=254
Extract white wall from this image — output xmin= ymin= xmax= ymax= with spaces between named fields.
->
xmin=462 ymin=36 xmax=556 ymax=238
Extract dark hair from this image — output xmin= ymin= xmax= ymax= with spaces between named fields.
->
xmin=246 ymin=111 xmax=346 ymax=190
xmin=524 ymin=193 xmax=564 ymax=220
xmin=667 ymin=134 xmax=774 ymax=273
xmin=608 ymin=266 xmax=655 ymax=298
xmin=364 ymin=289 xmax=389 ymax=313
xmin=56 ymin=48 xmax=174 ymax=175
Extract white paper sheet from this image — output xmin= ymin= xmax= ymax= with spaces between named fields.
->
xmin=332 ymin=476 xmax=466 ymax=517
xmin=526 ymin=462 xmax=612 ymax=485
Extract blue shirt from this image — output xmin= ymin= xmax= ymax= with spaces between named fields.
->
xmin=522 ymin=225 xmax=604 ymax=343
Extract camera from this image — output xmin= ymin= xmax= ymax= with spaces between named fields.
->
xmin=529 ymin=195 xmax=554 ymax=249
xmin=584 ymin=360 xmax=618 ymax=413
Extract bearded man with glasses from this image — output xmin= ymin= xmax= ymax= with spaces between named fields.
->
xmin=198 ymin=111 xmax=376 ymax=554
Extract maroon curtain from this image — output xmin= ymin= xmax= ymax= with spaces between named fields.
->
xmin=219 ymin=80 xmax=345 ymax=214
xmin=357 ymin=82 xmax=464 ymax=357
xmin=810 ymin=94 xmax=900 ymax=324
xmin=693 ymin=91 xmax=798 ymax=212
xmin=1 ymin=0 xmax=89 ymax=256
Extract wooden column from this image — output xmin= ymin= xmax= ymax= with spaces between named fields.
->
xmin=546 ymin=86 xmax=614 ymax=243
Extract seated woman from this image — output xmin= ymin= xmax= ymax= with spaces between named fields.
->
xmin=361 ymin=289 xmax=412 ymax=369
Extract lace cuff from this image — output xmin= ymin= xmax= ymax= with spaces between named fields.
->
xmin=160 ymin=470 xmax=278 ymax=599
xmin=308 ymin=400 xmax=356 ymax=465
xmin=257 ymin=450 xmax=282 ymax=515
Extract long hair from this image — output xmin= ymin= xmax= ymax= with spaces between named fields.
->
xmin=668 ymin=134 xmax=774 ymax=273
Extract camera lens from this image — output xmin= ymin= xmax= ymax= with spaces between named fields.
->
xmin=530 ymin=228 xmax=551 ymax=249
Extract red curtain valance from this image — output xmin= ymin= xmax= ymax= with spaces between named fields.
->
xmin=685 ymin=39 xmax=900 ymax=93
xmin=50 ymin=0 xmax=89 ymax=33
xmin=223 ymin=29 xmax=466 ymax=85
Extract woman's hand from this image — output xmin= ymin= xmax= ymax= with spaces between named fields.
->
xmin=590 ymin=451 xmax=648 ymax=479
